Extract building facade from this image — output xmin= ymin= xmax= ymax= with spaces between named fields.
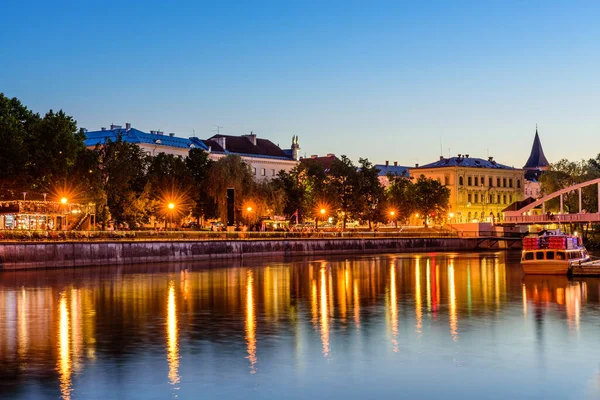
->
xmin=412 ymin=155 xmax=525 ymax=223
xmin=84 ymin=124 xmax=300 ymax=180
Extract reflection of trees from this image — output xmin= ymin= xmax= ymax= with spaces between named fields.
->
xmin=4 ymin=253 xmax=596 ymax=398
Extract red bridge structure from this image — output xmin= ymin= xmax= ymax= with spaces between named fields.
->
xmin=504 ymin=178 xmax=600 ymax=225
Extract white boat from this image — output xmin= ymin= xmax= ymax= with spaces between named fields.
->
xmin=521 ymin=230 xmax=590 ymax=275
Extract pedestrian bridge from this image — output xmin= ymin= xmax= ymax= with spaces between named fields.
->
xmin=504 ymin=178 xmax=600 ymax=225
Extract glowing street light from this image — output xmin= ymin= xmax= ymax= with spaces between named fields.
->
xmin=61 ymin=197 xmax=68 ymax=204
xmin=247 ymin=206 xmax=253 ymax=212
xmin=168 ymin=203 xmax=175 ymax=210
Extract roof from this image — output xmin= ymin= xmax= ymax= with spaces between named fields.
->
xmin=209 ymin=134 xmax=290 ymax=158
xmin=375 ymin=164 xmax=410 ymax=177
xmin=416 ymin=156 xmax=517 ymax=170
xmin=300 ymin=155 xmax=337 ymax=172
xmin=502 ymin=197 xmax=539 ymax=212
xmin=524 ymin=169 xmax=543 ymax=182
xmin=85 ymin=127 xmax=208 ymax=151
xmin=523 ymin=128 xmax=550 ymax=170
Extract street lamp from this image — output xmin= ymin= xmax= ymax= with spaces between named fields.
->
xmin=168 ymin=202 xmax=176 ymax=230
xmin=390 ymin=210 xmax=397 ymax=228
xmin=318 ymin=208 xmax=326 ymax=230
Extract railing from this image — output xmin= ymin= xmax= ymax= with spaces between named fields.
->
xmin=504 ymin=212 xmax=600 ymax=225
xmin=0 ymin=229 xmax=525 ymax=242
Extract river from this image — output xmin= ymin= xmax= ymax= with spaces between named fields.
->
xmin=0 ymin=251 xmax=599 ymax=399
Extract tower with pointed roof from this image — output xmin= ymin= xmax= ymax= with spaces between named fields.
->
xmin=523 ymin=126 xmax=549 ymax=199
xmin=523 ymin=126 xmax=549 ymax=171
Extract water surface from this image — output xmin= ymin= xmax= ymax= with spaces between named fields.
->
xmin=1 ymin=252 xmax=599 ymax=399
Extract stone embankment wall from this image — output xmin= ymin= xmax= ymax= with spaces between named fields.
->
xmin=0 ymin=237 xmax=519 ymax=270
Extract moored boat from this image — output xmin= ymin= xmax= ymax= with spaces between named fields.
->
xmin=521 ymin=230 xmax=589 ymax=275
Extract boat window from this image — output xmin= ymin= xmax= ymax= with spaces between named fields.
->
xmin=536 ymin=251 xmax=544 ymax=260
xmin=556 ymin=252 xmax=565 ymax=260
xmin=546 ymin=251 xmax=555 ymax=260
xmin=524 ymin=252 xmax=534 ymax=261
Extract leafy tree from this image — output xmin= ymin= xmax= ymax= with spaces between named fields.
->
xmin=410 ymin=175 xmax=450 ymax=226
xmin=206 ymin=155 xmax=255 ymax=223
xmin=386 ymin=173 xmax=415 ymax=225
xmin=0 ymin=94 xmax=32 ymax=197
xmin=329 ymin=155 xmax=360 ymax=229
xmin=356 ymin=158 xmax=385 ymax=229
xmin=295 ymin=159 xmax=331 ymax=221
xmin=185 ymin=148 xmax=216 ymax=223
xmin=94 ymin=135 xmax=149 ymax=227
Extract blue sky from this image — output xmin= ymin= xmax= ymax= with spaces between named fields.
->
xmin=1 ymin=0 xmax=599 ymax=167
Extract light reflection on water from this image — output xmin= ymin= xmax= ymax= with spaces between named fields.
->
xmin=1 ymin=252 xmax=600 ymax=399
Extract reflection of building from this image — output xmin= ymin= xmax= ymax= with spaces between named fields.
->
xmin=84 ymin=124 xmax=300 ymax=181
xmin=523 ymin=127 xmax=550 ymax=199
xmin=412 ymin=155 xmax=525 ymax=223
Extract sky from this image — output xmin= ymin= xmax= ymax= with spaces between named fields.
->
xmin=1 ymin=0 xmax=599 ymax=168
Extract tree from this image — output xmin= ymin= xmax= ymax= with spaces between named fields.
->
xmin=185 ymin=148 xmax=216 ymax=224
xmin=356 ymin=158 xmax=385 ymax=229
xmin=329 ymin=155 xmax=360 ymax=229
xmin=386 ymin=173 xmax=415 ymax=225
xmin=411 ymin=175 xmax=450 ymax=226
xmin=0 ymin=94 xmax=32 ymax=197
xmin=95 ymin=135 xmax=149 ymax=227
xmin=206 ymin=155 xmax=255 ymax=224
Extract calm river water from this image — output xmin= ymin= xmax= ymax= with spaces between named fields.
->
xmin=1 ymin=251 xmax=600 ymax=399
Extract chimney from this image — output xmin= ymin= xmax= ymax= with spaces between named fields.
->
xmin=244 ymin=132 xmax=257 ymax=146
xmin=110 ymin=124 xmax=122 ymax=130
xmin=150 ymin=130 xmax=157 ymax=134
xmin=169 ymin=133 xmax=175 ymax=137
xmin=311 ymin=155 xmax=318 ymax=159
xmin=465 ymin=154 xmax=469 ymax=158
xmin=488 ymin=156 xmax=493 ymax=161
xmin=101 ymin=127 xmax=106 ymax=131
xmin=440 ymin=156 xmax=444 ymax=161
xmin=394 ymin=161 xmax=398 ymax=166
xmin=385 ymin=161 xmax=389 ymax=166
xmin=157 ymin=131 xmax=164 ymax=135
xmin=415 ymin=163 xmax=419 ymax=167
xmin=216 ymin=136 xmax=226 ymax=150
xmin=126 ymin=123 xmax=131 ymax=131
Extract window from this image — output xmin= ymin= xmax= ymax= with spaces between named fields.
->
xmin=474 ymin=194 xmax=479 ymax=203
xmin=517 ymin=179 xmax=521 ymax=189
xmin=474 ymin=177 xmax=479 ymax=186
xmin=503 ymin=178 xmax=507 ymax=187
xmin=497 ymin=177 xmax=501 ymax=187
xmin=488 ymin=194 xmax=493 ymax=203
xmin=444 ymin=176 xmax=450 ymax=185
xmin=524 ymin=252 xmax=534 ymax=261
xmin=536 ymin=252 xmax=544 ymax=260
xmin=468 ymin=176 xmax=472 ymax=186
xmin=546 ymin=251 xmax=555 ymax=260
xmin=253 ymin=168 xmax=257 ymax=175
xmin=272 ymin=169 xmax=275 ymax=176
xmin=509 ymin=195 xmax=513 ymax=203
xmin=503 ymin=195 xmax=507 ymax=204
xmin=557 ymin=252 xmax=565 ymax=260
xmin=467 ymin=194 xmax=472 ymax=203
xmin=459 ymin=176 xmax=464 ymax=186
xmin=261 ymin=168 xmax=266 ymax=176
xmin=489 ymin=177 xmax=493 ymax=187
xmin=468 ymin=211 xmax=472 ymax=220
xmin=509 ymin=179 xmax=513 ymax=188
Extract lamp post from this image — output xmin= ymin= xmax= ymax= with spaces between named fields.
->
xmin=61 ymin=197 xmax=68 ymax=230
xmin=390 ymin=210 xmax=397 ymax=228
xmin=318 ymin=208 xmax=326 ymax=230
xmin=168 ymin=202 xmax=175 ymax=230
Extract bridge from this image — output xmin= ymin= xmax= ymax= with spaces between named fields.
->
xmin=504 ymin=178 xmax=600 ymax=225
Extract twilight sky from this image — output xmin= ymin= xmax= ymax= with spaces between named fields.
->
xmin=1 ymin=0 xmax=599 ymax=168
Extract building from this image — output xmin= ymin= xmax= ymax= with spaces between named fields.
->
xmin=412 ymin=155 xmax=525 ymax=223
xmin=84 ymin=124 xmax=300 ymax=180
xmin=375 ymin=161 xmax=410 ymax=188
xmin=523 ymin=127 xmax=550 ymax=199
xmin=299 ymin=154 xmax=338 ymax=174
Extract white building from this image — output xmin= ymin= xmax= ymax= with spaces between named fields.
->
xmin=84 ymin=124 xmax=300 ymax=180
